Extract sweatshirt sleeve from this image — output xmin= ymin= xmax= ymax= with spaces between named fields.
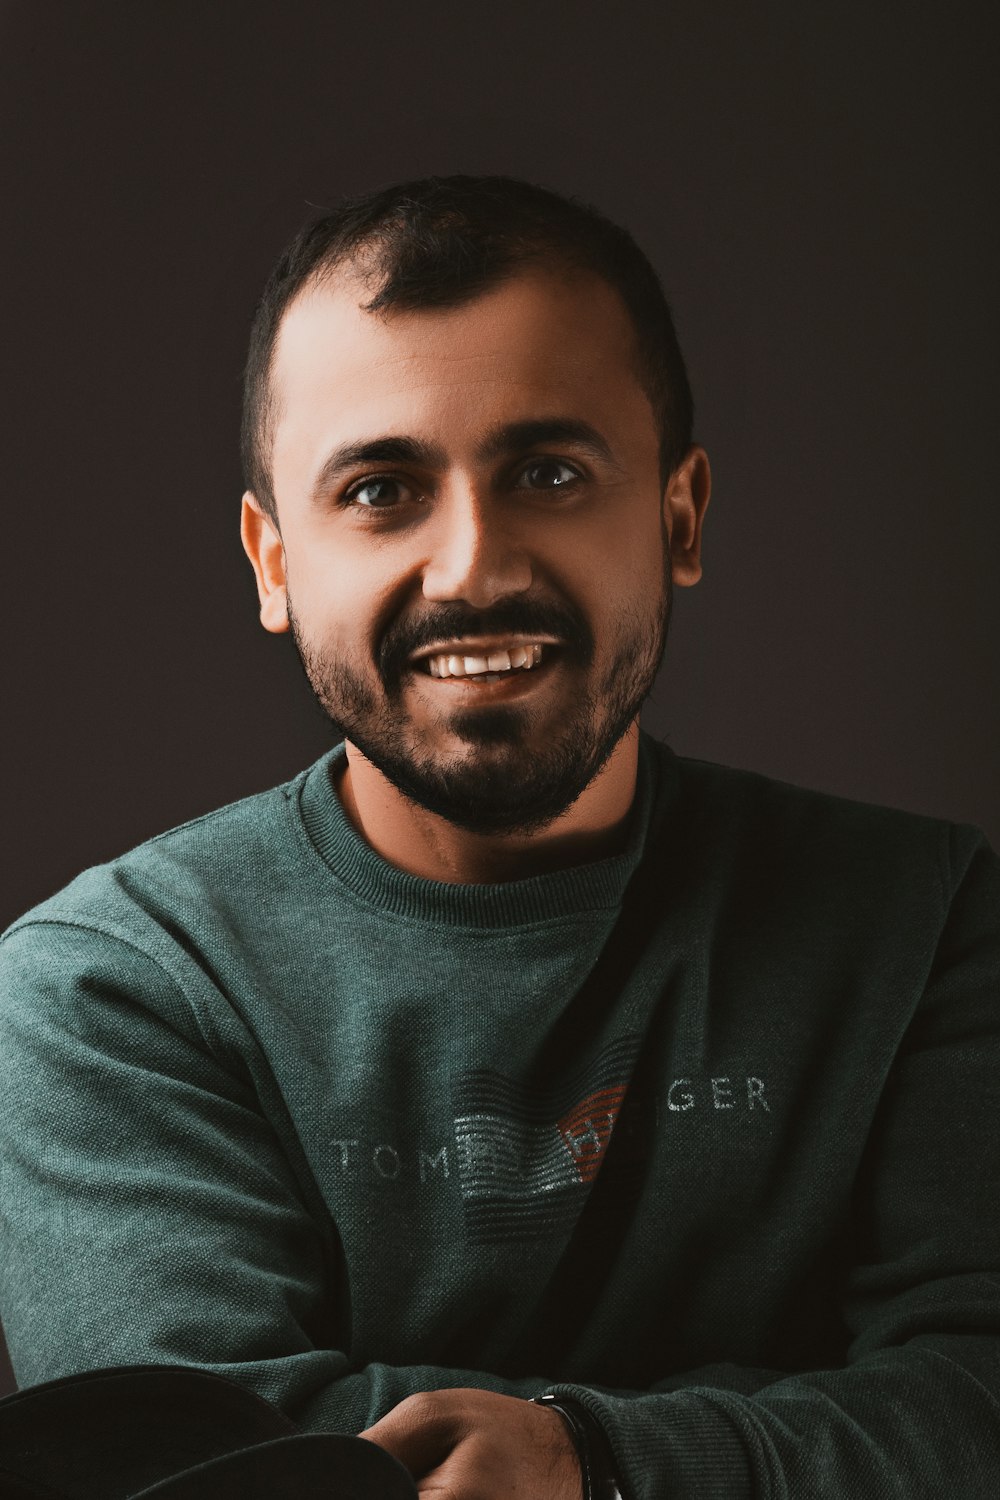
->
xmin=548 ymin=824 xmax=1000 ymax=1498
xmin=0 ymin=919 xmax=551 ymax=1429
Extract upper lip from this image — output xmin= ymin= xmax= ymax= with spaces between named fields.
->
xmin=409 ymin=635 xmax=563 ymax=665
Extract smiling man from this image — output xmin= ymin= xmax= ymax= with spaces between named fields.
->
xmin=242 ymin=251 xmax=706 ymax=882
xmin=1 ymin=174 xmax=999 ymax=1499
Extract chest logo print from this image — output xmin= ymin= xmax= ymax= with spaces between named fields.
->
xmin=557 ymin=1085 xmax=628 ymax=1183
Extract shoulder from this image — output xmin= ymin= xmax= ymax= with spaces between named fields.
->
xmin=0 ymin=754 xmax=332 ymax=969
xmin=656 ymin=744 xmax=994 ymax=919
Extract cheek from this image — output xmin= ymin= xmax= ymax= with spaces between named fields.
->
xmin=597 ymin=527 xmax=665 ymax=601
xmin=288 ymin=547 xmax=403 ymax=677
xmin=284 ymin=532 xmax=357 ymax=619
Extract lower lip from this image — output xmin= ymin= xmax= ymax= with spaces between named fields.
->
xmin=410 ymin=651 xmax=563 ymax=698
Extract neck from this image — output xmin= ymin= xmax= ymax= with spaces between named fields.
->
xmin=334 ymin=724 xmax=641 ymax=885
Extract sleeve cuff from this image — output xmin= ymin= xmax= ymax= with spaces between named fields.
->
xmin=545 ymin=1383 xmax=754 ymax=1500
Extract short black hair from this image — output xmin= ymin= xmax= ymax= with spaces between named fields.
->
xmin=241 ymin=173 xmax=694 ymax=526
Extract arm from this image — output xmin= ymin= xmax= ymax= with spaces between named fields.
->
xmin=539 ymin=824 xmax=1000 ymax=1498
xmin=0 ymin=920 xmax=555 ymax=1428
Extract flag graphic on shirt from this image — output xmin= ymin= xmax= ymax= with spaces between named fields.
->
xmin=452 ymin=1036 xmax=640 ymax=1241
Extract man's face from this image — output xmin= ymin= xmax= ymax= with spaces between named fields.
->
xmin=245 ymin=262 xmax=706 ymax=838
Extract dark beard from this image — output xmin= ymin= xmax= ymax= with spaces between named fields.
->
xmin=285 ymin=563 xmax=671 ymax=840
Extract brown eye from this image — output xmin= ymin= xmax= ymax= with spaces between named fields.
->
xmin=518 ymin=459 xmax=580 ymax=490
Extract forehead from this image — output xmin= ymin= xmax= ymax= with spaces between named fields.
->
xmin=269 ymin=264 xmax=646 ymax=445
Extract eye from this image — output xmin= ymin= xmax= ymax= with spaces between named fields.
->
xmin=339 ymin=459 xmax=582 ymax=516
xmin=341 ymin=475 xmax=414 ymax=511
xmin=517 ymin=458 xmax=580 ymax=490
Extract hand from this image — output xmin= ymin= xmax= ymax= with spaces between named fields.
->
xmin=359 ymin=1387 xmax=583 ymax=1499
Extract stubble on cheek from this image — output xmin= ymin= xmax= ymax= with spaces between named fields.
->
xmin=285 ymin=593 xmax=373 ymax=727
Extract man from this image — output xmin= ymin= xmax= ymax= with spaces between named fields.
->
xmin=1 ymin=173 xmax=998 ymax=1497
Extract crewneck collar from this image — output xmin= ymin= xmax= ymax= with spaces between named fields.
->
xmin=297 ymin=729 xmax=679 ymax=928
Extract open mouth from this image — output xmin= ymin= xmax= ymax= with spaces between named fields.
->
xmin=410 ymin=643 xmax=563 ymax=692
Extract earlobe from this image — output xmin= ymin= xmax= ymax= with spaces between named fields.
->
xmin=259 ymin=585 xmax=291 ymax=635
xmin=664 ymin=446 xmax=711 ymax=588
xmin=240 ymin=492 xmax=290 ymax=634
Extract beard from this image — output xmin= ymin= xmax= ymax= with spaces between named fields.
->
xmin=286 ymin=550 xmax=672 ymax=841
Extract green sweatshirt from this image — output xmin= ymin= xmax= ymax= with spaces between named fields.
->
xmin=1 ymin=730 xmax=999 ymax=1498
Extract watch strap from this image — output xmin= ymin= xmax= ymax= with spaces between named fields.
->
xmin=530 ymin=1393 xmax=623 ymax=1500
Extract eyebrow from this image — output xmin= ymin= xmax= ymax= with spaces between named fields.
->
xmin=308 ymin=416 xmax=621 ymax=504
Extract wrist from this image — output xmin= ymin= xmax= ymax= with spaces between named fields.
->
xmin=530 ymin=1393 xmax=623 ymax=1500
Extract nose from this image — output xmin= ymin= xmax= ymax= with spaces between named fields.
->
xmin=419 ymin=479 xmax=533 ymax=609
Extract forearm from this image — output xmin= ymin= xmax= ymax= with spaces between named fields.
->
xmin=552 ymin=1337 xmax=1000 ymax=1499
xmin=291 ymin=1353 xmax=807 ymax=1434
xmin=289 ymin=1357 xmax=549 ymax=1432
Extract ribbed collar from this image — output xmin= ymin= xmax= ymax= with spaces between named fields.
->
xmin=296 ymin=729 xmax=679 ymax=929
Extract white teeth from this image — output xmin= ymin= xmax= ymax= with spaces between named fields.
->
xmin=427 ymin=643 xmax=544 ymax=678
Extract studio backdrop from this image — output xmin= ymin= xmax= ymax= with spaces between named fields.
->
xmin=0 ymin=10 xmax=996 ymax=948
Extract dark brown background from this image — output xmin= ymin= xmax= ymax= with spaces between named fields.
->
xmin=0 ymin=0 xmax=996 ymax=1395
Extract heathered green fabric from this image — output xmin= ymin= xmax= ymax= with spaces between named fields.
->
xmin=2 ymin=728 xmax=999 ymax=1498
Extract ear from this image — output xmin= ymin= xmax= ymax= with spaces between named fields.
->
xmin=663 ymin=445 xmax=711 ymax=587
xmin=240 ymin=492 xmax=290 ymax=633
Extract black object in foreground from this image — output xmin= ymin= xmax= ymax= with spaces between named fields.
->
xmin=0 ymin=1364 xmax=417 ymax=1499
